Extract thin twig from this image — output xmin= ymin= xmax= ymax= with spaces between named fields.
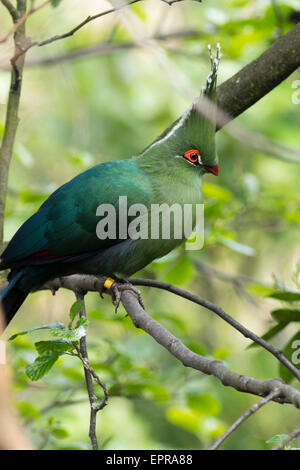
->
xmin=37 ymin=0 xmax=143 ymax=47
xmin=194 ymin=260 xmax=261 ymax=306
xmin=209 ymin=389 xmax=281 ymax=450
xmin=0 ymin=0 xmax=145 ymax=69
xmin=73 ymin=292 xmax=108 ymax=450
xmin=195 ymin=261 xmax=255 ymax=287
xmin=22 ymin=29 xmax=199 ymax=67
xmin=0 ymin=0 xmax=53 ymax=44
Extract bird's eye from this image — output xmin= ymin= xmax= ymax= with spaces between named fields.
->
xmin=184 ymin=149 xmax=200 ymax=164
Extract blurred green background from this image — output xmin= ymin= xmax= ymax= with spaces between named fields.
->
xmin=1 ymin=0 xmax=300 ymax=450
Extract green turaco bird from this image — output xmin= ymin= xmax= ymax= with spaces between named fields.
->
xmin=0 ymin=45 xmax=220 ymax=326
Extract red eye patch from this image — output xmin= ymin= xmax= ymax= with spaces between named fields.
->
xmin=184 ymin=149 xmax=200 ymax=164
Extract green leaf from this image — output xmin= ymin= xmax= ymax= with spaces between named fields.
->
xmin=269 ymin=291 xmax=300 ymax=301
xmin=266 ymin=434 xmax=289 ymax=445
xmin=213 ymin=347 xmax=229 ymax=360
xmin=17 ymin=401 xmax=40 ymax=420
xmin=55 ymin=442 xmax=91 ymax=450
xmin=279 ymin=330 xmax=300 ymax=384
xmin=271 ymin=309 xmax=300 ymax=323
xmin=144 ymin=383 xmax=170 ymax=402
xmin=187 ymin=393 xmax=221 ymax=417
xmin=69 ymin=300 xmax=84 ymax=328
xmin=26 ymin=352 xmax=61 ymax=381
xmin=9 ymin=322 xmax=65 ymax=341
xmin=245 ymin=283 xmax=274 ymax=297
xmin=203 ymin=182 xmax=233 ymax=202
xmin=166 ymin=406 xmax=199 ymax=433
xmin=163 ymin=256 xmax=195 ymax=286
xmin=52 ymin=427 xmax=69 ymax=438
xmin=247 ymin=322 xmax=289 ymax=349
xmin=35 ymin=339 xmax=73 ymax=355
xmin=51 ymin=0 xmax=63 ymax=7
xmin=217 ymin=235 xmax=256 ymax=257
xmin=74 ymin=316 xmax=88 ymax=329
xmin=19 ymin=189 xmax=50 ymax=204
xmin=50 ymin=325 xmax=87 ymax=341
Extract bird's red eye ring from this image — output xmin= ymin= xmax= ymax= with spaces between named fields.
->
xmin=184 ymin=149 xmax=200 ymax=164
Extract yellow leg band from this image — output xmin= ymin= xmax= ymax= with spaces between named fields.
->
xmin=104 ymin=277 xmax=115 ymax=289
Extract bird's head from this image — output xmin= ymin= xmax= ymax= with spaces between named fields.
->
xmin=140 ymin=44 xmax=220 ymax=178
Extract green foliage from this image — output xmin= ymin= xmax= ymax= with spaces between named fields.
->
xmin=279 ymin=330 xmax=300 ymax=383
xmin=17 ymin=401 xmax=41 ymax=420
xmin=271 ymin=309 xmax=300 ymax=323
xmin=163 ymin=256 xmax=196 ymax=286
xmin=187 ymin=393 xmax=221 ymax=417
xmin=69 ymin=300 xmax=85 ymax=328
xmin=26 ymin=352 xmax=62 ymax=381
xmin=247 ymin=273 xmax=300 ymax=383
xmin=10 ymin=304 xmax=88 ymax=381
xmin=9 ymin=322 xmax=66 ymax=341
xmin=247 ymin=322 xmax=288 ymax=349
xmin=35 ymin=339 xmax=73 ymax=355
xmin=269 ymin=291 xmax=300 ymax=301
xmin=51 ymin=0 xmax=64 ymax=7
xmin=266 ymin=433 xmax=300 ymax=450
xmin=2 ymin=0 xmax=300 ymax=450
xmin=266 ymin=434 xmax=288 ymax=446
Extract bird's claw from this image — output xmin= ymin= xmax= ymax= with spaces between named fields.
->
xmin=111 ymin=282 xmax=145 ymax=313
xmin=102 ymin=277 xmax=145 ymax=313
xmin=98 ymin=285 xmax=105 ymax=299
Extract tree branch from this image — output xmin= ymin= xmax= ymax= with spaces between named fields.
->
xmin=1 ymin=0 xmax=18 ymax=22
xmin=2 ymin=273 xmax=299 ymax=382
xmin=16 ymin=274 xmax=300 ymax=382
xmin=0 ymin=0 xmax=27 ymax=248
xmin=2 ymin=276 xmax=300 ymax=442
xmin=2 ymin=274 xmax=298 ymax=409
xmin=130 ymin=278 xmax=300 ymax=382
xmin=150 ymin=22 xmax=300 ymax=146
xmin=119 ymin=288 xmax=300 ymax=408
xmin=217 ymin=22 xmax=300 ymax=128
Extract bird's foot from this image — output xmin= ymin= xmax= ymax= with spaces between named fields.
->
xmin=103 ymin=277 xmax=145 ymax=313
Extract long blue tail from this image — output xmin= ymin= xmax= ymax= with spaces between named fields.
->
xmin=0 ymin=270 xmax=29 ymax=326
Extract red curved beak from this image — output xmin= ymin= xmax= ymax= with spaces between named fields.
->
xmin=204 ymin=164 xmax=219 ymax=176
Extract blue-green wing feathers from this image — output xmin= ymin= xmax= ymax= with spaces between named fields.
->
xmin=1 ymin=160 xmax=151 ymax=266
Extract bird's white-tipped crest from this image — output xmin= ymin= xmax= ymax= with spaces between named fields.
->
xmin=143 ymin=44 xmax=221 ymax=153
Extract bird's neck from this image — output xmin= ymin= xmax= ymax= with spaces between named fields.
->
xmin=135 ymin=153 xmax=203 ymax=207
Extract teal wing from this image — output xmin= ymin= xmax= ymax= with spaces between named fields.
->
xmin=2 ymin=159 xmax=152 ymax=265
